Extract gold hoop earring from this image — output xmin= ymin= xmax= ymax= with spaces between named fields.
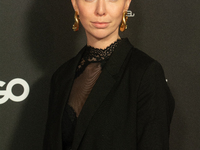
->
xmin=120 ymin=11 xmax=128 ymax=32
xmin=72 ymin=11 xmax=80 ymax=31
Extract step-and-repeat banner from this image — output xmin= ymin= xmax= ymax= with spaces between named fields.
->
xmin=1 ymin=0 xmax=200 ymax=149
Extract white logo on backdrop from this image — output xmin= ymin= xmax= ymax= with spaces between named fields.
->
xmin=0 ymin=78 xmax=30 ymax=104
xmin=127 ymin=10 xmax=135 ymax=17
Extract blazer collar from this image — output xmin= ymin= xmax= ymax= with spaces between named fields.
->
xmin=55 ymin=46 xmax=86 ymax=134
xmin=62 ymin=46 xmax=86 ymax=80
xmin=104 ymin=38 xmax=133 ymax=75
xmin=72 ymin=38 xmax=133 ymax=150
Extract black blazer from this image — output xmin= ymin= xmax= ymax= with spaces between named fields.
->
xmin=43 ymin=38 xmax=175 ymax=150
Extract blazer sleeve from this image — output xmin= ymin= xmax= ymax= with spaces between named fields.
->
xmin=43 ymin=73 xmax=57 ymax=150
xmin=136 ymin=61 xmax=175 ymax=150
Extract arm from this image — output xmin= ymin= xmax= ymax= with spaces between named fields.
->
xmin=43 ymin=73 xmax=57 ymax=150
xmin=137 ymin=61 xmax=175 ymax=149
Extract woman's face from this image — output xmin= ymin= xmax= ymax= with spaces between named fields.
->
xmin=71 ymin=0 xmax=131 ymax=41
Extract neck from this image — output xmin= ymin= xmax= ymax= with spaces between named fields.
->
xmin=86 ymin=33 xmax=120 ymax=49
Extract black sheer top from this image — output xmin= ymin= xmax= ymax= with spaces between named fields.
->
xmin=62 ymin=39 xmax=121 ymax=150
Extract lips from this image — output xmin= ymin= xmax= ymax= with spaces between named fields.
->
xmin=92 ymin=22 xmax=110 ymax=29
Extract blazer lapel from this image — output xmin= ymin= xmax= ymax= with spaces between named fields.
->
xmin=55 ymin=46 xmax=86 ymax=126
xmin=72 ymin=38 xmax=133 ymax=150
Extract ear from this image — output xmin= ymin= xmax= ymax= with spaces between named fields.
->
xmin=71 ymin=0 xmax=79 ymax=13
xmin=124 ymin=0 xmax=132 ymax=11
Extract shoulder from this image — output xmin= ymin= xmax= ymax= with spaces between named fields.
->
xmin=53 ymin=57 xmax=75 ymax=76
xmin=51 ymin=46 xmax=86 ymax=83
xmin=126 ymin=46 xmax=167 ymax=88
xmin=116 ymin=38 xmax=159 ymax=73
xmin=129 ymin=47 xmax=162 ymax=72
xmin=116 ymin=38 xmax=165 ymax=80
xmin=51 ymin=57 xmax=76 ymax=83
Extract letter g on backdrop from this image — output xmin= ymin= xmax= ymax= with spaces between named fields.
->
xmin=0 ymin=78 xmax=30 ymax=104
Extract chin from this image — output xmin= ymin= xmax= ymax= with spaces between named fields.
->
xmin=87 ymin=29 xmax=118 ymax=40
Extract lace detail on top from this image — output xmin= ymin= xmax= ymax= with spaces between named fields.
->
xmin=76 ymin=39 xmax=121 ymax=78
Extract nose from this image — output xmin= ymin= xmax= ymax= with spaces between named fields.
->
xmin=95 ymin=0 xmax=106 ymax=16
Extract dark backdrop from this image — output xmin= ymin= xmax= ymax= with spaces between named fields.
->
xmin=0 ymin=0 xmax=200 ymax=149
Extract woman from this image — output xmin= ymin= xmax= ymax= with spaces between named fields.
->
xmin=43 ymin=0 xmax=175 ymax=149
